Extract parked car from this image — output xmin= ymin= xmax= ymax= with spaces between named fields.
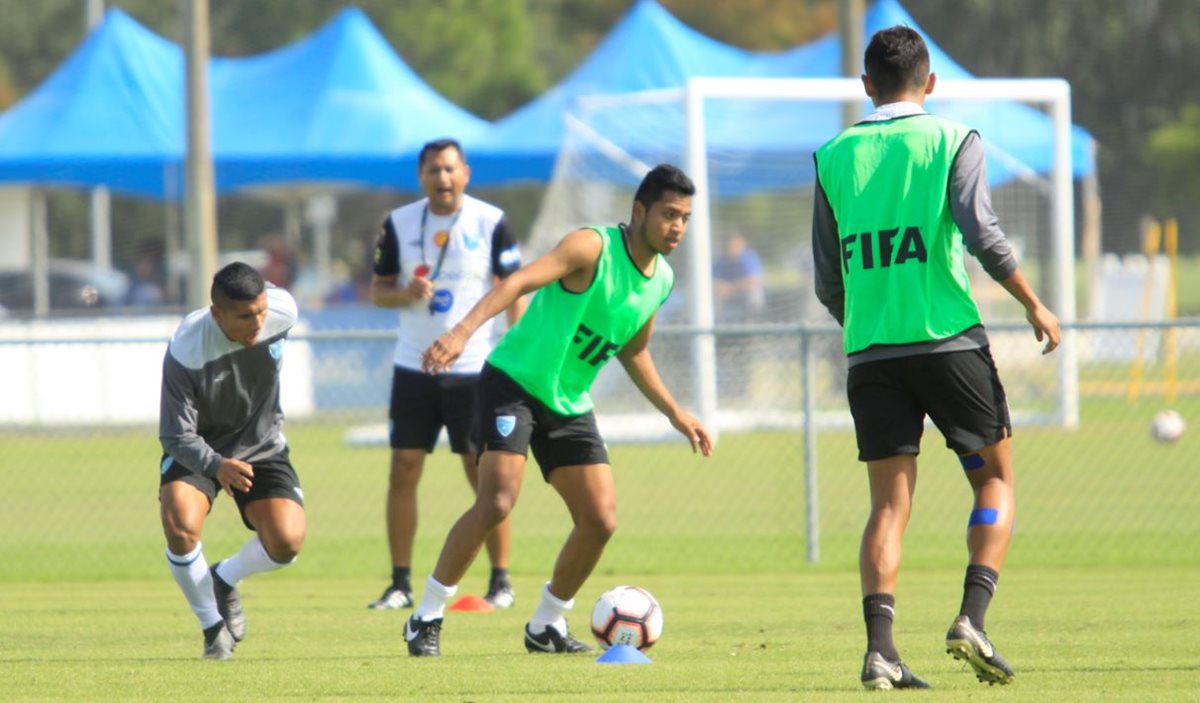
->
xmin=0 ymin=259 xmax=131 ymax=315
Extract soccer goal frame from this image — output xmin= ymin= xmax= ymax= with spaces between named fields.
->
xmin=674 ymin=77 xmax=1079 ymax=434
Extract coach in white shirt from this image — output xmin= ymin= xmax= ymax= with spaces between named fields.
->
xmin=367 ymin=138 xmax=524 ymax=613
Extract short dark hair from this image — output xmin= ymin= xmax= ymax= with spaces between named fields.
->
xmin=864 ymin=26 xmax=930 ymax=99
xmin=418 ymin=138 xmax=465 ymax=169
xmin=633 ymin=164 xmax=695 ymax=211
xmin=211 ymin=262 xmax=265 ymax=305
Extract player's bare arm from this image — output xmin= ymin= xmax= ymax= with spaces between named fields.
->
xmin=503 ymin=278 xmax=529 ymax=327
xmin=617 ymin=316 xmax=714 ymax=457
xmin=491 ymin=274 xmax=529 ymax=327
xmin=370 ymin=273 xmax=434 ymax=308
xmin=422 ymin=229 xmax=602 ymax=373
xmin=998 ymin=268 xmax=1061 ymax=354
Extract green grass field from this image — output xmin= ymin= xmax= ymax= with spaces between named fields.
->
xmin=1 ymin=415 xmax=1198 ymax=700
xmin=2 ymin=568 xmax=1196 ymax=701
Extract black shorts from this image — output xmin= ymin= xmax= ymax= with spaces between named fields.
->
xmin=476 ymin=363 xmax=609 ymax=481
xmin=846 ymin=347 xmax=1011 ymax=462
xmin=389 ymin=365 xmax=478 ymax=454
xmin=159 ymin=448 xmax=304 ymax=530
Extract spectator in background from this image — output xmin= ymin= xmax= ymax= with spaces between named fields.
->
xmin=713 ymin=233 xmax=765 ymax=322
xmin=324 ymin=253 xmax=374 ymax=306
xmin=125 ymin=244 xmax=166 ymax=307
xmin=259 ymin=233 xmax=297 ymax=290
xmin=713 ymin=233 xmax=766 ymax=399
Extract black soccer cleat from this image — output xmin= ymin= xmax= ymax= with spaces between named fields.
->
xmin=405 ymin=616 xmax=442 ymax=657
xmin=524 ymin=622 xmax=593 ymax=654
xmin=202 ymin=621 xmax=235 ymax=661
xmin=860 ymin=651 xmax=931 ymax=690
xmin=211 ymin=563 xmax=246 ymax=642
xmin=946 ymin=615 xmax=1015 ymax=685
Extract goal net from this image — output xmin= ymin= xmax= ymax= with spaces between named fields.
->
xmin=527 ymin=78 xmax=1079 ymax=441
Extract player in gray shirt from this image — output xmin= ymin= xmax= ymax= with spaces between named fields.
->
xmin=158 ymin=262 xmax=304 ymax=660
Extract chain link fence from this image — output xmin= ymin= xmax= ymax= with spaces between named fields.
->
xmin=1 ymin=315 xmax=1197 ymax=582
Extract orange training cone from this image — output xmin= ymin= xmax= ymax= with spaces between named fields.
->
xmin=449 ymin=594 xmax=495 ymax=612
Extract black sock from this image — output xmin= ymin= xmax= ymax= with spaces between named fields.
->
xmin=392 ymin=566 xmax=411 ymax=592
xmin=489 ymin=567 xmax=509 ymax=586
xmin=863 ymin=593 xmax=899 ymax=661
xmin=959 ymin=564 xmax=999 ymax=630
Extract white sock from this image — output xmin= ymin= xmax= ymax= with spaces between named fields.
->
xmin=215 ymin=537 xmax=291 ymax=586
xmin=413 ymin=575 xmax=458 ymax=622
xmin=528 ymin=582 xmax=573 ymax=635
xmin=166 ymin=543 xmax=221 ymax=630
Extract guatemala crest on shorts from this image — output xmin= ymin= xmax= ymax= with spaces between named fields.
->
xmin=496 ymin=415 xmax=516 ymax=438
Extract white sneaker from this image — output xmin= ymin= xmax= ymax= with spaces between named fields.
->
xmin=484 ymin=580 xmax=515 ymax=609
xmin=368 ymin=584 xmax=413 ymax=610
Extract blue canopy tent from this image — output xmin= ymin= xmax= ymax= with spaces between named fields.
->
xmin=211 ymin=7 xmax=491 ymax=193
xmin=0 ymin=7 xmax=493 ymax=198
xmin=0 ymin=8 xmax=184 ymax=198
xmin=475 ymin=0 xmax=1094 ymax=189
xmin=469 ymin=0 xmax=758 ymax=185
xmin=0 ymin=0 xmax=1096 ymax=195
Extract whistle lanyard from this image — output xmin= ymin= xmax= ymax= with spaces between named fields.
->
xmin=418 ymin=204 xmax=460 ymax=281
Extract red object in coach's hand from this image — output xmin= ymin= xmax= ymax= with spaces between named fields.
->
xmin=414 ymin=264 xmax=430 ymax=278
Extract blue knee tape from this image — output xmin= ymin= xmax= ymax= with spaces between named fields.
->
xmin=959 ymin=454 xmax=985 ymax=470
xmin=968 ymin=508 xmax=999 ymax=527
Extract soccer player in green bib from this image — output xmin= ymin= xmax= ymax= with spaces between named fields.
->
xmin=405 ymin=164 xmax=713 ymax=657
xmin=812 ymin=27 xmax=1061 ymax=689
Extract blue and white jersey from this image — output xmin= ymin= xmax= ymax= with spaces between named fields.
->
xmin=373 ymin=194 xmax=521 ymax=374
xmin=159 ymin=286 xmax=298 ymax=477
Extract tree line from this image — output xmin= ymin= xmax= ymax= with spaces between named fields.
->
xmin=0 ymin=0 xmax=1195 ymax=253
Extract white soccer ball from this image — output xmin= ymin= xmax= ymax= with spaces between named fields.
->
xmin=1150 ymin=409 xmax=1186 ymax=443
xmin=590 ymin=585 xmax=663 ymax=651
